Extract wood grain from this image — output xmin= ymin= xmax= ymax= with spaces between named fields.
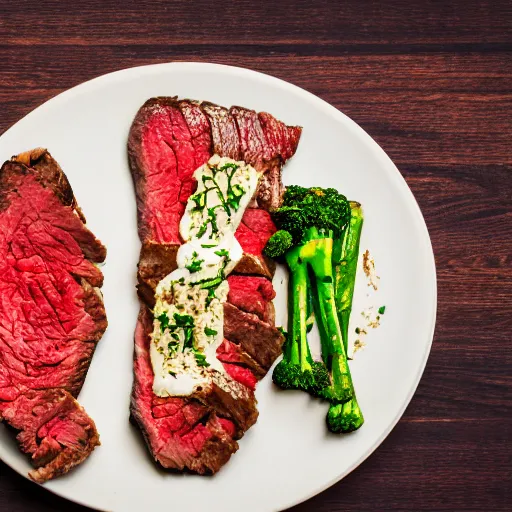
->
xmin=1 ymin=0 xmax=511 ymax=510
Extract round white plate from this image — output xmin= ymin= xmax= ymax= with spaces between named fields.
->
xmin=0 ymin=63 xmax=436 ymax=512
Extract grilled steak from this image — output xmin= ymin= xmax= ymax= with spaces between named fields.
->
xmin=131 ymin=307 xmax=250 ymax=473
xmin=0 ymin=148 xmax=107 ymax=482
xmin=128 ymin=97 xmax=301 ymax=473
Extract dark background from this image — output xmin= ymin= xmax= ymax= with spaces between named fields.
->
xmin=0 ymin=0 xmax=511 ymax=510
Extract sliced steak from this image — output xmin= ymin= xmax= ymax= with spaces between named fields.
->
xmin=131 ymin=306 xmax=254 ymax=473
xmin=230 ymin=106 xmax=302 ymax=210
xmin=1 ymin=389 xmax=100 ymax=483
xmin=227 ymin=276 xmax=276 ymax=323
xmin=200 ymin=102 xmax=241 ymax=160
xmin=217 ymin=338 xmax=266 ymax=381
xmin=128 ymin=97 xmax=300 ymax=474
xmin=129 ymin=97 xmax=301 ymax=280
xmin=223 ymin=303 xmax=284 ymax=371
xmin=0 ymin=149 xmax=107 ymax=482
xmin=234 ymin=208 xmax=277 ymax=278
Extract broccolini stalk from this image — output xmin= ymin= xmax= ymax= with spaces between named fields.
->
xmin=286 ymin=247 xmax=310 ymax=372
xmin=329 ymin=202 xmax=365 ymax=432
xmin=334 ymin=202 xmax=364 ymax=353
xmin=301 ymin=228 xmax=354 ymax=404
xmin=306 ymin=273 xmax=315 ymax=333
xmin=272 ymin=246 xmax=329 ymax=395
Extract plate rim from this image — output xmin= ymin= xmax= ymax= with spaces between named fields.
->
xmin=0 ymin=61 xmax=437 ymax=512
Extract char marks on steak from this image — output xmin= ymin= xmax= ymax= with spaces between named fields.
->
xmin=128 ymin=97 xmax=301 ymax=473
xmin=0 ymin=149 xmax=107 ymax=482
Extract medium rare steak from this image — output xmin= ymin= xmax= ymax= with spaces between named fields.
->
xmin=0 ymin=148 xmax=107 ymax=482
xmin=129 ymin=97 xmax=301 ymax=284
xmin=131 ymin=306 xmax=249 ymax=473
xmin=227 ymin=276 xmax=276 ymax=323
xmin=128 ymin=97 xmax=301 ymax=473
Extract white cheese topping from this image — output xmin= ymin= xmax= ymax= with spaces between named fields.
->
xmin=150 ymin=155 xmax=260 ymax=397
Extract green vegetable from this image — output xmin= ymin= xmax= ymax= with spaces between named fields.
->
xmin=378 ymin=305 xmax=386 ymax=315
xmin=268 ymin=186 xmax=355 ymax=406
xmin=334 ymin=202 xmax=364 ymax=354
xmin=263 ymin=230 xmax=293 ymax=259
xmin=204 ymin=327 xmax=218 ymax=336
xmin=326 ymin=399 xmax=364 ymax=433
xmin=330 ymin=202 xmax=365 ymax=432
xmin=306 ymin=279 xmax=315 ymax=333
xmin=272 ymin=247 xmax=330 ymax=396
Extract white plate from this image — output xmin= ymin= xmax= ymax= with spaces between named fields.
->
xmin=0 ymin=63 xmax=436 ymax=512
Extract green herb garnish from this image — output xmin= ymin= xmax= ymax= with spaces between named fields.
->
xmin=193 ymin=349 xmax=210 ymax=367
xmin=205 ymin=287 xmax=216 ymax=307
xmin=378 ymin=305 xmax=386 ymax=315
xmin=157 ymin=312 xmax=170 ymax=332
xmin=173 ymin=313 xmax=194 ymax=328
xmin=214 ymin=249 xmax=230 ymax=258
xmin=204 ymin=327 xmax=218 ymax=336
xmin=185 ymin=251 xmax=204 ymax=273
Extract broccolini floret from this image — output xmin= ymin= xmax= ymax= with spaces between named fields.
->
xmin=264 ymin=230 xmax=293 ymax=259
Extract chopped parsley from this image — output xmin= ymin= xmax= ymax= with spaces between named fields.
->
xmin=204 ymin=327 xmax=218 ymax=336
xmin=219 ymin=163 xmax=239 ymax=172
xmin=173 ymin=313 xmax=194 ymax=328
xmin=205 ymin=287 xmax=217 ymax=307
xmin=193 ymin=348 xmax=210 ymax=367
xmin=378 ymin=305 xmax=386 ymax=315
xmin=185 ymin=251 xmax=204 ymax=273
xmin=157 ymin=312 xmax=170 ymax=332
xmin=214 ymin=249 xmax=230 ymax=258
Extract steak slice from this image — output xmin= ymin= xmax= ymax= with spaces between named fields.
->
xmin=0 ymin=149 xmax=107 ymax=482
xmin=223 ymin=303 xmax=284 ymax=372
xmin=227 ymin=276 xmax=276 ymax=323
xmin=230 ymin=106 xmax=302 ymax=210
xmin=234 ymin=208 xmax=277 ymax=279
xmin=200 ymin=102 xmax=242 ymax=161
xmin=216 ymin=339 xmax=266 ymax=388
xmin=1 ymin=389 xmax=100 ymax=483
xmin=131 ymin=306 xmax=254 ymax=473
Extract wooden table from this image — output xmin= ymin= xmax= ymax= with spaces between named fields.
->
xmin=1 ymin=1 xmax=511 ymax=510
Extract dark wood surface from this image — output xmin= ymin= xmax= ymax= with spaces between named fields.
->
xmin=1 ymin=0 xmax=511 ymax=510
